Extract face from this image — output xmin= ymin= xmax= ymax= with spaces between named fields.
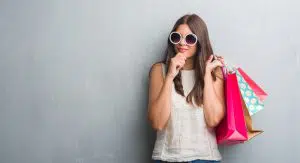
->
xmin=173 ymin=24 xmax=197 ymax=58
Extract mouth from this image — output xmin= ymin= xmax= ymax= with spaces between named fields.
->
xmin=178 ymin=48 xmax=188 ymax=53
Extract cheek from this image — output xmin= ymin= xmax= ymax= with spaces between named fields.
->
xmin=189 ymin=46 xmax=197 ymax=55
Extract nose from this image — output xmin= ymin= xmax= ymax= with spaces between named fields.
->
xmin=179 ymin=37 xmax=186 ymax=46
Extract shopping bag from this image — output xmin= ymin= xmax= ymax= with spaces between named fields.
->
xmin=237 ymin=68 xmax=268 ymax=101
xmin=240 ymin=95 xmax=264 ymax=141
xmin=237 ymin=68 xmax=264 ymax=138
xmin=236 ymin=70 xmax=265 ymax=116
xmin=216 ymin=67 xmax=263 ymax=145
xmin=216 ymin=68 xmax=248 ymax=145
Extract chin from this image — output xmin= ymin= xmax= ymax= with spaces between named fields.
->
xmin=184 ymin=53 xmax=195 ymax=58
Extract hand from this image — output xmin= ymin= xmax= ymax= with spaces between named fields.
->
xmin=167 ymin=53 xmax=187 ymax=79
xmin=205 ymin=54 xmax=224 ymax=75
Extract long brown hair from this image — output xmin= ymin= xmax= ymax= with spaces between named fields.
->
xmin=163 ymin=14 xmax=217 ymax=107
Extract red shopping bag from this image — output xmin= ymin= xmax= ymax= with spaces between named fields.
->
xmin=237 ymin=68 xmax=268 ymax=101
xmin=216 ymin=69 xmax=248 ymax=145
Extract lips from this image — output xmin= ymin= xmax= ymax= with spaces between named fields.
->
xmin=178 ymin=48 xmax=188 ymax=53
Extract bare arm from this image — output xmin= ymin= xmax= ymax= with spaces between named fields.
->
xmin=147 ymin=53 xmax=186 ymax=131
xmin=203 ymin=62 xmax=226 ymax=128
xmin=147 ymin=63 xmax=173 ymax=131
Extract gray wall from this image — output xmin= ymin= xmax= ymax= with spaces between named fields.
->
xmin=0 ymin=0 xmax=299 ymax=163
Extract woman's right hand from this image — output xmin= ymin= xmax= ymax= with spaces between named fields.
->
xmin=167 ymin=53 xmax=187 ymax=79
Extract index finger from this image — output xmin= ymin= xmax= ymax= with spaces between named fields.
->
xmin=177 ymin=53 xmax=187 ymax=60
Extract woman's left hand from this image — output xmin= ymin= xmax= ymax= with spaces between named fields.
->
xmin=205 ymin=54 xmax=225 ymax=75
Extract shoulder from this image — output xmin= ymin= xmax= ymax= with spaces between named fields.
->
xmin=149 ymin=62 xmax=164 ymax=79
xmin=151 ymin=62 xmax=164 ymax=71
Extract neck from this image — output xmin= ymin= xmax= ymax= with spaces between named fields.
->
xmin=182 ymin=56 xmax=195 ymax=70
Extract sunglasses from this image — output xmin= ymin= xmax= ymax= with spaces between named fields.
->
xmin=169 ymin=32 xmax=198 ymax=46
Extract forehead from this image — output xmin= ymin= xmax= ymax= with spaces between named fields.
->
xmin=175 ymin=24 xmax=193 ymax=36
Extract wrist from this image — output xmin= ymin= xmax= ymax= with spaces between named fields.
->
xmin=204 ymin=71 xmax=213 ymax=81
xmin=166 ymin=74 xmax=174 ymax=81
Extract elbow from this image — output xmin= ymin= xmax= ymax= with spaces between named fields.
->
xmin=206 ymin=108 xmax=225 ymax=128
xmin=206 ymin=118 xmax=222 ymax=128
xmin=152 ymin=124 xmax=165 ymax=131
xmin=148 ymin=114 xmax=165 ymax=131
xmin=150 ymin=120 xmax=166 ymax=131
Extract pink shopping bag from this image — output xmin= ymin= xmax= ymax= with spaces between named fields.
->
xmin=237 ymin=68 xmax=268 ymax=101
xmin=216 ymin=69 xmax=248 ymax=145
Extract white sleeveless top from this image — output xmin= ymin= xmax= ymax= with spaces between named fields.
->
xmin=152 ymin=64 xmax=222 ymax=162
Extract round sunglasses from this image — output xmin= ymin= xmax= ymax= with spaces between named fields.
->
xmin=169 ymin=32 xmax=198 ymax=46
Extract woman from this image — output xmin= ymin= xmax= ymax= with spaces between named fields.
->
xmin=147 ymin=14 xmax=225 ymax=163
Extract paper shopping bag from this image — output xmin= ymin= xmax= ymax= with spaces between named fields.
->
xmin=216 ymin=70 xmax=248 ymax=145
xmin=237 ymin=68 xmax=268 ymax=101
xmin=240 ymin=95 xmax=264 ymax=141
xmin=236 ymin=70 xmax=264 ymax=116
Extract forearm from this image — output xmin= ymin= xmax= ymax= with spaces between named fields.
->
xmin=149 ymin=76 xmax=173 ymax=131
xmin=203 ymin=73 xmax=224 ymax=127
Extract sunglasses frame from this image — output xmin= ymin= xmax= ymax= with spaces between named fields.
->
xmin=169 ymin=32 xmax=198 ymax=46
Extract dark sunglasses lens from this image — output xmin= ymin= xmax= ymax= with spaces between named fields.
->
xmin=186 ymin=34 xmax=197 ymax=45
xmin=170 ymin=33 xmax=181 ymax=44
